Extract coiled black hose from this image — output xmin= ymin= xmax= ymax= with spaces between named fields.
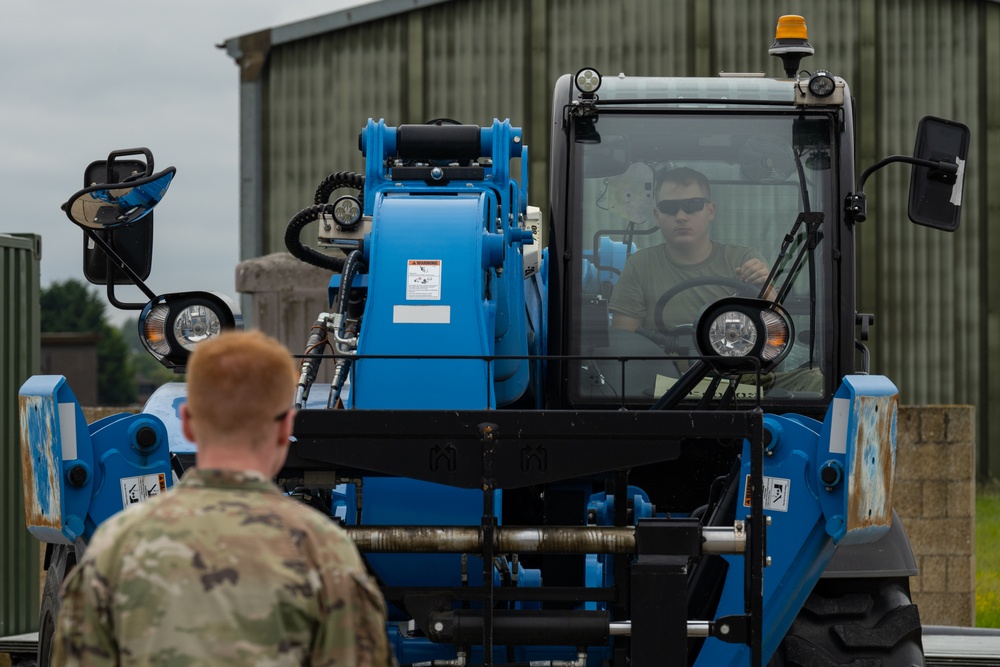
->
xmin=314 ymin=170 xmax=364 ymax=205
xmin=284 ymin=171 xmax=365 ymax=272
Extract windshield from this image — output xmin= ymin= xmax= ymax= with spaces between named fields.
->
xmin=568 ymin=111 xmax=835 ymax=406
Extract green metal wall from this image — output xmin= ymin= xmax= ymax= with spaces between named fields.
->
xmin=229 ymin=0 xmax=1000 ymax=477
xmin=0 ymin=233 xmax=41 ymax=636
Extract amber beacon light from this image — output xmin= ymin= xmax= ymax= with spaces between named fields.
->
xmin=769 ymin=15 xmax=815 ymax=77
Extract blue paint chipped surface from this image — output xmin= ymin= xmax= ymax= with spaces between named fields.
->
xmin=846 ymin=392 xmax=897 ymax=537
xmin=18 ymin=392 xmax=63 ymax=536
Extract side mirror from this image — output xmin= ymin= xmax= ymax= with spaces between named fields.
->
xmin=63 ymin=149 xmax=175 ymax=286
xmin=908 ymin=116 xmax=969 ymax=231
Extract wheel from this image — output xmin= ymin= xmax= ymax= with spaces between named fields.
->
xmin=652 ymin=276 xmax=758 ymax=337
xmin=770 ymin=577 xmax=924 ymax=667
xmin=37 ymin=544 xmax=77 ymax=667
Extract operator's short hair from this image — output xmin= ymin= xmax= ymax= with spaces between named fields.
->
xmin=185 ymin=330 xmax=297 ymax=439
xmin=654 ymin=166 xmax=712 ymax=199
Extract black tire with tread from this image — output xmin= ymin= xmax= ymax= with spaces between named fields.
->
xmin=769 ymin=577 xmax=924 ymax=667
xmin=37 ymin=544 xmax=76 ymax=667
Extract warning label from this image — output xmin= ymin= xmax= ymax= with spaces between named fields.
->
xmin=743 ymin=474 xmax=790 ymax=512
xmin=121 ymin=473 xmax=167 ymax=507
xmin=406 ymin=260 xmax=442 ymax=300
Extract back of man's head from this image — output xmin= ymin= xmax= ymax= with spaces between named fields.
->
xmin=185 ymin=330 xmax=297 ymax=445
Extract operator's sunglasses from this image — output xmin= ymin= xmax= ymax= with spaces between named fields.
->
xmin=655 ymin=197 xmax=710 ymax=216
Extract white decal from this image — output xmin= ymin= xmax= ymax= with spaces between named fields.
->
xmin=121 ymin=473 xmax=167 ymax=507
xmin=744 ymin=475 xmax=791 ymax=512
xmin=406 ymin=259 xmax=442 ymax=300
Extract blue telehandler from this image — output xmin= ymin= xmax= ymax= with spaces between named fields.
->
xmin=19 ymin=15 xmax=971 ymax=667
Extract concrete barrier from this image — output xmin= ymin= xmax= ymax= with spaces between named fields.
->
xmin=896 ymin=405 xmax=976 ymax=626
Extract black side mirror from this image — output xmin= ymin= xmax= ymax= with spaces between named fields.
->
xmin=908 ymin=116 xmax=969 ymax=232
xmin=63 ymin=149 xmax=174 ymax=285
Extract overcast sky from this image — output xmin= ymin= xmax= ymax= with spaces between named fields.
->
xmin=1 ymin=1 xmax=362 ymax=326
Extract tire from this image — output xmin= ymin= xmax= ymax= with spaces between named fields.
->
xmin=37 ymin=544 xmax=76 ymax=667
xmin=770 ymin=577 xmax=924 ymax=667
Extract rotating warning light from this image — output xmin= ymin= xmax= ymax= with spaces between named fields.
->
xmin=769 ymin=15 xmax=815 ymax=78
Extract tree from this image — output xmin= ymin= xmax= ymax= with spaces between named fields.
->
xmin=40 ymin=279 xmax=136 ymax=405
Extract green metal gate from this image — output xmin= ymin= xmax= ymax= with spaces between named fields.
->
xmin=1 ymin=233 xmax=41 ymax=638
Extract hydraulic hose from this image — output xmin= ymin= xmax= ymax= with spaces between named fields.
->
xmin=294 ymin=316 xmax=331 ymax=409
xmin=314 ymin=170 xmax=364 ymax=205
xmin=327 ymin=249 xmax=366 ymax=408
xmin=284 ymin=205 xmax=346 ymax=272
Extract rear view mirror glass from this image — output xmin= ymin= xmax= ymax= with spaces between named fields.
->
xmin=65 ymin=168 xmax=175 ymax=230
xmin=908 ymin=116 xmax=969 ymax=231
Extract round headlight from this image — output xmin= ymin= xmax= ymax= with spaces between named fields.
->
xmin=574 ymin=67 xmax=602 ymax=95
xmin=695 ymin=297 xmax=795 ymax=373
xmin=139 ymin=292 xmax=240 ymax=368
xmin=807 ymin=70 xmax=836 ymax=98
xmin=706 ymin=310 xmax=758 ymax=357
xmin=173 ymin=304 xmax=223 ymax=351
xmin=332 ymin=195 xmax=362 ymax=230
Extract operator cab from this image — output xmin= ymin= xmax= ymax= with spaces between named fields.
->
xmin=564 ymin=80 xmax=836 ymax=410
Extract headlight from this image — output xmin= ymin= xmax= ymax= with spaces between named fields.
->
xmin=332 ymin=195 xmax=363 ymax=231
xmin=695 ymin=298 xmax=794 ymax=373
xmin=139 ymin=292 xmax=240 ymax=368
xmin=807 ymin=70 xmax=836 ymax=98
xmin=574 ymin=67 xmax=602 ymax=95
xmin=706 ymin=310 xmax=758 ymax=357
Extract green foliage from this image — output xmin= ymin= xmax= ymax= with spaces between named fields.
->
xmin=40 ymin=279 xmax=106 ymax=332
xmin=977 ymin=481 xmax=1000 ymax=627
xmin=40 ymin=279 xmax=136 ymax=405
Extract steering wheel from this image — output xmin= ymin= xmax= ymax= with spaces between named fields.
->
xmin=652 ymin=277 xmax=759 ymax=339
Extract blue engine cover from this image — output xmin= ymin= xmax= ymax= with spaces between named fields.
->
xmin=353 ymin=193 xmax=501 ymax=409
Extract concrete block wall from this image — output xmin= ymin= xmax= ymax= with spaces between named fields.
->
xmin=236 ymin=253 xmax=335 ymax=383
xmin=895 ymin=405 xmax=976 ymax=627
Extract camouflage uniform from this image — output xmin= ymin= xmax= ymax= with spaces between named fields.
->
xmin=53 ymin=468 xmax=395 ymax=667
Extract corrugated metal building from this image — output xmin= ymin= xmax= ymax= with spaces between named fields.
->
xmin=0 ymin=233 xmax=41 ymax=637
xmin=223 ymin=0 xmax=1000 ymax=478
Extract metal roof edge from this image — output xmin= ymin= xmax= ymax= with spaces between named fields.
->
xmin=220 ymin=0 xmax=454 ymax=57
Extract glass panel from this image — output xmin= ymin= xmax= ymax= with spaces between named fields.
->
xmin=569 ymin=112 xmax=833 ymax=405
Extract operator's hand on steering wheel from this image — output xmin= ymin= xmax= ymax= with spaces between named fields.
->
xmin=735 ymin=259 xmax=777 ymax=300
xmin=734 ymin=258 xmax=768 ymax=285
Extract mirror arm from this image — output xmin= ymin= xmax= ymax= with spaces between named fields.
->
xmin=857 ymin=154 xmax=956 ymax=193
xmin=85 ymin=228 xmax=158 ymax=307
xmin=849 ymin=155 xmax=958 ymax=224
